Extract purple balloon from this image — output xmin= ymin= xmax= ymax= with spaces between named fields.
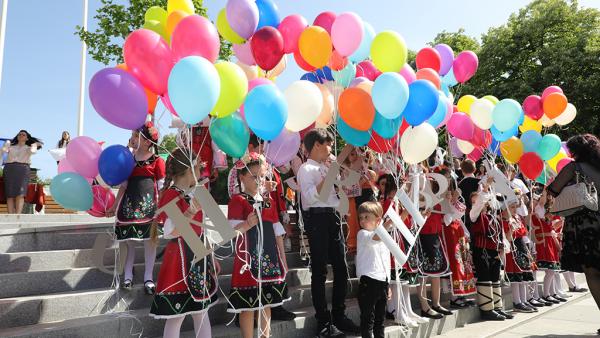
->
xmin=226 ymin=0 xmax=259 ymax=39
xmin=434 ymin=44 xmax=454 ymax=76
xmin=399 ymin=64 xmax=417 ymax=84
xmin=89 ymin=68 xmax=148 ymax=130
xmin=66 ymin=136 xmax=102 ymax=179
xmin=447 ymin=112 xmax=475 ymax=141
xmin=265 ymin=129 xmax=301 ymax=166
xmin=233 ymin=41 xmax=256 ymax=65
xmin=349 ymin=76 xmax=369 ymax=88
xmin=452 ymin=51 xmax=478 ymax=84
xmin=449 ymin=137 xmax=463 ymax=157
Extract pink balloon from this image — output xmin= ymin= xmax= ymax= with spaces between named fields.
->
xmin=171 ymin=15 xmax=220 ymax=63
xmin=331 ymin=12 xmax=363 ymax=57
xmin=88 ymin=185 xmax=116 ymax=217
xmin=452 ymin=51 xmax=478 ymax=84
xmin=66 ymin=136 xmax=102 ymax=179
xmin=522 ymin=95 xmax=544 ymax=120
xmin=557 ymin=157 xmax=574 ymax=173
xmin=313 ymin=11 xmax=336 ymax=34
xmin=468 ymin=147 xmax=484 ymax=161
xmin=399 ymin=64 xmax=417 ymax=84
xmin=161 ymin=94 xmax=178 ymax=116
xmin=356 ymin=60 xmax=381 ymax=81
xmin=440 ymin=96 xmax=454 ymax=127
xmin=265 ymin=129 xmax=301 ymax=166
xmin=278 ymin=14 xmax=308 ymax=54
xmin=233 ymin=41 xmax=256 ymax=65
xmin=123 ymin=29 xmax=174 ymax=95
xmin=447 ymin=112 xmax=475 ymax=141
xmin=541 ymin=86 xmax=563 ymax=101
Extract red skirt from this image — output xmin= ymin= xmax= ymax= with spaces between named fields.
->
xmin=443 ymin=220 xmax=476 ymax=296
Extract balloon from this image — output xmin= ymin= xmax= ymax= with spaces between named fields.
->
xmin=483 ymin=95 xmax=499 ymax=105
xmin=143 ymin=20 xmax=169 ymax=43
xmin=448 ymin=138 xmax=463 ymax=157
xmin=547 ymin=151 xmax=568 ymax=172
xmin=168 ymin=56 xmax=220 ymax=125
xmin=539 ymin=114 xmax=556 ymax=128
xmin=245 ymin=85 xmax=287 ymax=140
xmin=167 ymin=0 xmax=194 ymax=14
xmin=356 ymin=60 xmax=381 ymax=81
xmin=403 ymin=80 xmax=439 ymax=126
xmin=337 ymin=117 xmax=370 ymax=146
xmin=554 ymin=103 xmax=577 ymax=126
xmin=331 ymin=12 xmax=363 ymax=57
xmin=226 ymin=0 xmax=259 ymax=39
xmin=50 ymin=173 xmax=93 ymax=211
xmin=210 ymin=112 xmax=250 ymax=158
xmin=299 ymin=123 xmax=316 ymax=140
xmin=114 ymin=64 xmax=158 ymax=114
xmin=557 ymin=157 xmax=573 ymax=173
xmin=328 ymin=50 xmax=348 ymax=71
xmin=416 ymin=68 xmax=441 ymax=90
xmin=434 ymin=44 xmax=454 ymax=76
xmin=313 ymin=11 xmax=336 ymax=34
xmin=447 ymin=112 xmax=475 ymax=141
xmin=172 ymin=15 xmax=220 ymax=63
xmin=541 ymin=85 xmax=563 ymax=101
xmin=400 ymin=124 xmax=438 ymax=165
xmin=457 ymin=139 xmax=475 ymax=155
xmin=457 ymin=95 xmax=477 ymax=114
xmin=266 ymin=53 xmax=287 ymax=77
xmin=300 ymin=72 xmax=320 ymax=83
xmin=315 ymin=83 xmax=334 ymax=128
xmin=293 ymin=49 xmax=317 ymax=71
xmin=278 ymin=15 xmax=307 ymax=54
xmin=146 ymin=6 xmax=168 ymax=23
xmin=317 ymin=66 xmax=334 ymax=82
xmin=251 ymin=26 xmax=284 ymax=71
xmin=519 ymin=115 xmax=543 ymax=133
xmin=372 ymin=72 xmax=409 ymax=119
xmin=299 ymin=26 xmax=332 ymax=69
xmin=452 ymin=51 xmax=478 ymax=83
xmin=166 ymin=10 xmax=188 ymax=37
xmin=216 ymin=8 xmax=244 ymax=44
xmin=89 ymin=68 xmax=148 ymax=130
xmin=370 ymin=31 xmax=407 ymax=73
xmin=492 ymin=99 xmax=522 ymax=132
xmin=427 ymin=93 xmax=450 ymax=128
xmin=339 ymin=88 xmax=375 ymax=131
xmin=66 ymin=136 xmax=102 ymax=178
xmin=88 ymin=185 xmax=116 ymax=218
xmin=536 ymin=134 xmax=562 ymax=161
xmin=468 ymin=147 xmax=484 ymax=162
xmin=470 ymin=98 xmax=494 ymax=129
xmin=368 ymin=131 xmax=396 ymax=153
xmin=98 ymin=145 xmax=135 ymax=186
xmin=265 ymin=129 xmax=300 ymax=166
xmin=355 ymin=80 xmax=373 ymax=95
xmin=416 ymin=47 xmax=441 ymax=72
xmin=500 ymin=137 xmax=524 ymax=164
xmin=470 ymin=127 xmax=492 ymax=148
xmin=210 ymin=62 xmax=248 ymax=118
xmin=349 ymin=22 xmax=375 ymax=63
xmin=520 ymin=152 xmax=544 ymax=180
xmin=233 ymin=41 xmax=255 ymax=65
xmin=543 ymin=92 xmax=568 ymax=119
xmin=442 ymin=68 xmax=458 ymax=87
xmin=489 ymin=138 xmax=501 ymax=155
xmin=332 ymin=62 xmax=356 ymax=88
xmin=399 ymin=64 xmax=417 ymax=84
xmin=256 ymin=0 xmax=280 ymax=29
xmin=520 ymin=130 xmax=542 ymax=153
xmin=123 ymin=29 xmax=173 ymax=95
xmin=349 ymin=76 xmax=369 ymax=88
xmin=491 ymin=124 xmax=518 ymax=142
xmin=372 ymin=112 xmax=402 ymax=139
xmin=522 ymin=95 xmax=543 ymax=120
xmin=236 ymin=60 xmax=259 ymax=81
xmin=284 ymin=80 xmax=323 ymax=132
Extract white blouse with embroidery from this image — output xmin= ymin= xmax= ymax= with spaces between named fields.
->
xmin=2 ymin=143 xmax=37 ymax=164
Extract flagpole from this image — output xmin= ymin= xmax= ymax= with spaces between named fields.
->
xmin=0 ymin=0 xmax=9 ymax=93
xmin=77 ymin=0 xmax=89 ymax=136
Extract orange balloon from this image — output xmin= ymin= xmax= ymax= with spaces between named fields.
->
xmin=338 ymin=88 xmax=375 ymax=131
xmin=543 ymin=92 xmax=568 ymax=119
xmin=328 ymin=50 xmax=348 ymax=71
xmin=166 ymin=10 xmax=188 ymax=37
xmin=115 ymin=64 xmax=158 ymax=113
xmin=416 ymin=68 xmax=441 ymax=90
xmin=298 ymin=26 xmax=332 ymax=69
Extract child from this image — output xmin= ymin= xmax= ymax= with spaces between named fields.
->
xmin=342 ymin=148 xmax=363 ymax=253
xmin=356 ymin=201 xmax=391 ymax=338
xmin=149 ymin=149 xmax=218 ymax=338
xmin=227 ymin=153 xmax=290 ymax=338
xmin=106 ymin=122 xmax=165 ymax=294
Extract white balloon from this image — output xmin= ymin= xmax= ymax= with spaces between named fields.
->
xmin=400 ymin=124 xmax=439 ymax=165
xmin=470 ymin=98 xmax=494 ymax=130
xmin=540 ymin=114 xmax=556 ymax=127
xmin=554 ymin=103 xmax=577 ymax=126
xmin=284 ymin=80 xmax=323 ymax=132
xmin=457 ymin=139 xmax=475 ymax=154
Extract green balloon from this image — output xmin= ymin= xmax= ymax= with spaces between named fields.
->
xmin=211 ymin=62 xmax=249 ymax=118
xmin=143 ymin=20 xmax=169 ymax=43
xmin=145 ymin=6 xmax=167 ymax=24
xmin=50 ymin=173 xmax=93 ymax=211
xmin=210 ymin=112 xmax=250 ymax=158
xmin=332 ymin=63 xmax=357 ymax=88
xmin=370 ymin=31 xmax=407 ymax=73
xmin=536 ymin=134 xmax=561 ymax=161
xmin=216 ymin=8 xmax=245 ymax=44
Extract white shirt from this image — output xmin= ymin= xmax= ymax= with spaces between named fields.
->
xmin=356 ymin=229 xmax=391 ymax=282
xmin=2 ymin=144 xmax=37 ymax=164
xmin=297 ymin=159 xmax=339 ymax=210
xmin=511 ymin=178 xmax=530 ymax=194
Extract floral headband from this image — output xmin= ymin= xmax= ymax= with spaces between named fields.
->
xmin=140 ymin=121 xmax=159 ymax=142
xmin=234 ymin=152 xmax=265 ymax=169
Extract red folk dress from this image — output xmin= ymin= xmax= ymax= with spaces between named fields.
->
xmin=502 ymin=217 xmax=534 ymax=282
xmin=442 ymin=201 xmax=476 ymax=296
xmin=532 ymin=207 xmax=561 ymax=271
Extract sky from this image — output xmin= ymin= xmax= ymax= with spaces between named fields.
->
xmin=1 ymin=0 xmax=599 ymax=179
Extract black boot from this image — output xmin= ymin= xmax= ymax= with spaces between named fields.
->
xmin=332 ymin=314 xmax=360 ymax=334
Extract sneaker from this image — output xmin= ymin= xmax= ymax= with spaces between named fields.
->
xmin=317 ymin=322 xmax=345 ymax=338
xmin=271 ymin=305 xmax=296 ymax=321
xmin=513 ymin=303 xmax=535 ymax=313
xmin=569 ymin=286 xmax=588 ymax=293
xmin=495 ymin=309 xmax=514 ymax=319
xmin=332 ymin=315 xmax=360 ymax=334
xmin=527 ymin=299 xmax=545 ymax=307
xmin=480 ymin=310 xmax=505 ymax=321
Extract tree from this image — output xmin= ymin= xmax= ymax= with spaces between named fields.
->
xmin=159 ymin=133 xmax=178 ymax=153
xmin=76 ymin=0 xmax=232 ymax=65
xmin=430 ymin=28 xmax=481 ymax=54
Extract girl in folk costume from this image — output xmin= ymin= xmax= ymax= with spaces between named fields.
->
xmin=149 ymin=149 xmax=219 ymax=338
xmin=106 ymin=122 xmax=165 ymax=294
xmin=227 ymin=153 xmax=290 ymax=338
xmin=342 ymin=148 xmax=363 ymax=254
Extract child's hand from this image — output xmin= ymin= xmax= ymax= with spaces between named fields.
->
xmin=247 ymin=212 xmax=259 ymax=228
xmin=265 ymin=180 xmax=277 ymax=193
xmin=384 ymin=218 xmax=394 ymax=230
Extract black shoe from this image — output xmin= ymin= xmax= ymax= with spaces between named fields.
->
xmin=333 ymin=315 xmax=360 ymax=334
xmin=144 ymin=280 xmax=155 ymax=295
xmin=450 ymin=298 xmax=470 ymax=308
xmin=543 ymin=296 xmax=560 ymax=304
xmin=525 ymin=302 xmax=539 ymax=312
xmin=386 ymin=310 xmax=395 ymax=320
xmin=432 ymin=306 xmax=453 ymax=316
xmin=480 ymin=310 xmax=505 ymax=321
xmin=569 ymin=286 xmax=588 ymax=293
xmin=317 ymin=322 xmax=346 ymax=338
xmin=513 ymin=303 xmax=535 ymax=313
xmin=421 ymin=308 xmax=443 ymax=320
xmin=122 ymin=279 xmax=132 ymax=290
xmin=535 ymin=297 xmax=553 ymax=306
xmin=527 ymin=299 xmax=544 ymax=307
xmin=495 ymin=309 xmax=514 ymax=319
xmin=271 ymin=305 xmax=296 ymax=321
xmin=552 ymin=294 xmax=567 ymax=302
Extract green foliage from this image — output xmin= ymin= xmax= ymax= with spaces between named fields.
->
xmin=430 ymin=28 xmax=481 ymax=53
xmin=76 ymin=0 xmax=232 ymax=65
xmin=159 ymin=133 xmax=178 ymax=154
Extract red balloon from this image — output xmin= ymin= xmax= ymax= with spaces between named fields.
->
xmin=467 ymin=147 xmax=484 ymax=161
xmin=251 ymin=27 xmax=285 ymax=71
xmin=470 ymin=127 xmax=492 ymax=148
xmin=356 ymin=60 xmax=381 ymax=81
xmin=399 ymin=118 xmax=410 ymax=136
xmin=368 ymin=131 xmax=397 ymax=153
xmin=88 ymin=185 xmax=116 ymax=217
xmin=522 ymin=95 xmax=543 ymax=120
xmin=416 ymin=47 xmax=441 ymax=72
xmin=293 ymin=49 xmax=316 ymax=72
xmin=328 ymin=50 xmax=348 ymax=71
xmin=520 ymin=152 xmax=544 ymax=180
xmin=299 ymin=122 xmax=315 ymax=140
xmin=313 ymin=11 xmax=336 ymax=35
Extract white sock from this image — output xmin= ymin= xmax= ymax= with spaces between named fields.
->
xmin=402 ymin=284 xmax=420 ymax=319
xmin=519 ymin=283 xmax=528 ymax=304
xmin=144 ymin=240 xmax=157 ymax=282
xmin=511 ymin=283 xmax=521 ymax=304
xmin=124 ymin=240 xmax=136 ymax=281
xmin=564 ymin=271 xmax=577 ymax=288
xmin=543 ymin=270 xmax=554 ymax=297
xmin=554 ymin=273 xmax=567 ymax=296
xmin=193 ymin=313 xmax=212 ymax=338
xmin=164 ymin=316 xmax=185 ymax=338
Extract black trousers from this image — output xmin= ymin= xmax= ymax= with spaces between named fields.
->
xmin=473 ymin=247 xmax=501 ymax=282
xmin=358 ymin=276 xmax=388 ymax=338
xmin=305 ymin=208 xmax=348 ymax=323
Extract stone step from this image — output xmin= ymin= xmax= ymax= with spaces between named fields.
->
xmin=0 ymin=228 xmax=119 ymax=252
xmin=0 ymin=214 xmax=114 ymax=227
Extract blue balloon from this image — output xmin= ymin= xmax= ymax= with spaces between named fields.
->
xmin=372 ymin=111 xmax=402 ymax=139
xmin=316 ymin=67 xmax=333 ymax=82
xmin=337 ymin=117 xmax=371 ymax=146
xmin=520 ymin=130 xmax=542 ymax=153
xmin=349 ymin=22 xmax=376 ymax=63
xmin=256 ymin=0 xmax=281 ymax=29
xmin=50 ymin=172 xmax=93 ymax=211
xmin=488 ymin=138 xmax=501 ymax=155
xmin=98 ymin=145 xmax=135 ymax=186
xmin=300 ymin=72 xmax=321 ymax=83
xmin=492 ymin=99 xmax=522 ymax=132
xmin=332 ymin=63 xmax=357 ymax=88
xmin=168 ymin=56 xmax=220 ymax=125
xmin=372 ymin=72 xmax=409 ymax=119
xmin=427 ymin=92 xmax=449 ymax=128
xmin=491 ymin=124 xmax=518 ymax=142
xmin=441 ymin=83 xmax=451 ymax=97
xmin=518 ymin=109 xmax=525 ymax=125
xmin=536 ymin=134 xmax=562 ymax=161
xmin=245 ymin=85 xmax=288 ymax=141
xmin=403 ymin=80 xmax=439 ymax=126
xmin=210 ymin=112 xmax=250 ymax=158
xmin=442 ymin=68 xmax=458 ymax=87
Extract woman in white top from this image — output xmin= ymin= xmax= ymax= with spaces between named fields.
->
xmin=2 ymin=130 xmax=43 ymax=214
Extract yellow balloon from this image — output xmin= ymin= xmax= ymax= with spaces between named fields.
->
xmin=167 ymin=0 xmax=195 ymax=14
xmin=500 ymin=137 xmax=524 ymax=164
xmin=236 ymin=61 xmax=258 ymax=81
xmin=143 ymin=20 xmax=169 ymax=43
xmin=370 ymin=31 xmax=407 ymax=72
xmin=216 ymin=8 xmax=245 ymax=44
xmin=211 ymin=62 xmax=249 ymax=118
xmin=166 ymin=10 xmax=188 ymax=37
xmin=315 ymin=83 xmax=334 ymax=128
xmin=457 ymin=95 xmax=477 ymax=114
xmin=299 ymin=26 xmax=332 ymax=69
xmin=547 ymin=150 xmax=567 ymax=172
xmin=145 ymin=6 xmax=168 ymax=24
xmin=519 ymin=116 xmax=542 ymax=133
xmin=482 ymin=95 xmax=499 ymax=105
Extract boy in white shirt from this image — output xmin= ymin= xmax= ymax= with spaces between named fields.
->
xmin=356 ymin=201 xmax=391 ymax=338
